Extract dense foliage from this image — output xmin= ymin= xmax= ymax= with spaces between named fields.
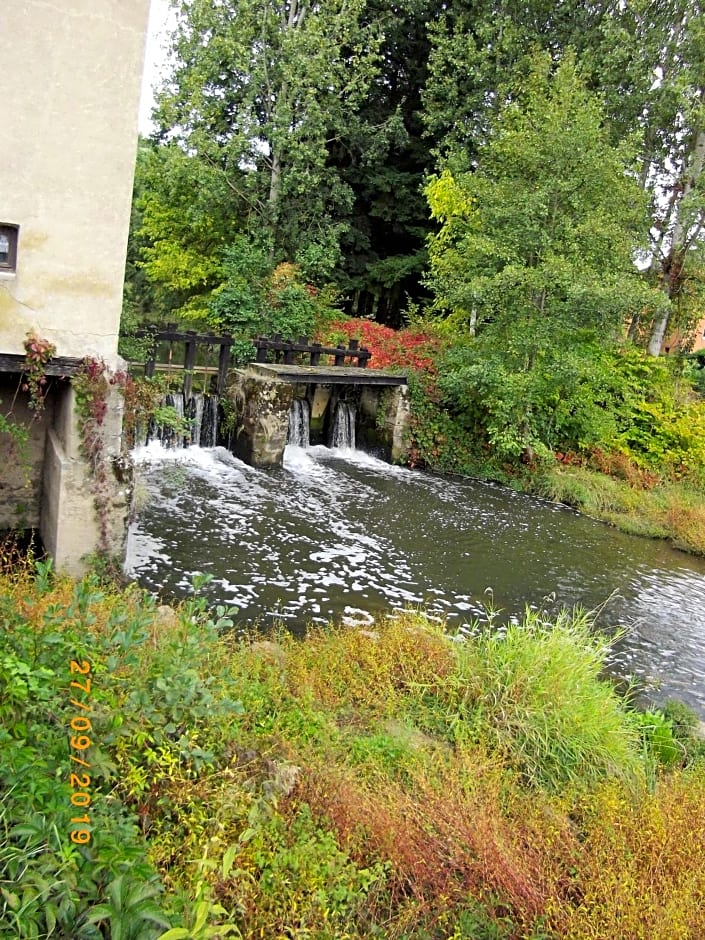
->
xmin=127 ymin=0 xmax=705 ymax=331
xmin=2 ymin=559 xmax=705 ymax=938
xmin=316 ymin=317 xmax=444 ymax=373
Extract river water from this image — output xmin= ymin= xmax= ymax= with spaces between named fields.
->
xmin=126 ymin=442 xmax=705 ymax=715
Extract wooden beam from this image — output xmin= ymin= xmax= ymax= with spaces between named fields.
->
xmin=0 ymin=353 xmax=83 ymax=376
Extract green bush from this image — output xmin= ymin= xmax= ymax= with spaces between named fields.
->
xmin=0 ymin=563 xmax=244 ymax=938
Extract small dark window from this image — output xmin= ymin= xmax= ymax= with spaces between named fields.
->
xmin=0 ymin=224 xmax=19 ymax=272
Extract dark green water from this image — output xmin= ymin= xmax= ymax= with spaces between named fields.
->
xmin=126 ymin=443 xmax=705 ymax=715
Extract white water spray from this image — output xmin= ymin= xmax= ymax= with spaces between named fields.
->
xmin=287 ymin=399 xmax=310 ymax=448
xmin=330 ymin=401 xmax=356 ymax=449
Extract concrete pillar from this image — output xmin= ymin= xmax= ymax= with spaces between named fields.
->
xmin=388 ymin=385 xmax=411 ymax=463
xmin=358 ymin=385 xmax=410 ymax=463
xmin=309 ymin=384 xmax=332 ymax=442
xmin=40 ymin=377 xmax=131 ymax=576
xmin=227 ymin=370 xmax=295 ymax=467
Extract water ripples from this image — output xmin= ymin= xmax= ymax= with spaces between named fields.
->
xmin=126 ymin=441 xmax=705 ymax=715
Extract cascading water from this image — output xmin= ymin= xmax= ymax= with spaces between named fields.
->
xmin=330 ymin=401 xmax=356 ymax=449
xmin=198 ymin=394 xmax=219 ymax=448
xmin=146 ymin=391 xmax=219 ymax=448
xmin=186 ymin=394 xmax=204 ymax=446
xmin=287 ymin=399 xmax=310 ymax=448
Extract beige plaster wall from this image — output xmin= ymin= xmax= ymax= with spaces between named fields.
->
xmin=0 ymin=0 xmax=149 ymax=365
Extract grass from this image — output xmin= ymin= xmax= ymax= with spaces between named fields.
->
xmin=536 ymin=465 xmax=705 ymax=554
xmin=2 ymin=557 xmax=705 ymax=938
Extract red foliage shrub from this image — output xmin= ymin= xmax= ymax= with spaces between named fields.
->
xmin=317 ymin=319 xmax=443 ymax=375
xmin=296 ymin=758 xmax=565 ymax=934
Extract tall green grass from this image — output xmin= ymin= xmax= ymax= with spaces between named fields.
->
xmin=442 ymin=608 xmax=642 ymax=790
xmin=538 ymin=465 xmax=705 ymax=553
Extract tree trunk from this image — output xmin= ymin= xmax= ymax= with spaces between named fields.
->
xmin=269 ymin=150 xmax=282 ymax=211
xmin=647 ymin=306 xmax=671 ymax=356
xmin=648 ymin=127 xmax=705 ymax=355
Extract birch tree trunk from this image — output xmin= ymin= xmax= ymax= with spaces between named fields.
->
xmin=648 ymin=127 xmax=705 ymax=355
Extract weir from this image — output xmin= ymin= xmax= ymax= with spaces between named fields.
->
xmin=135 ymin=391 xmax=220 ymax=449
xmin=226 ymin=362 xmax=409 ymax=467
xmin=128 ymin=331 xmax=410 ymax=467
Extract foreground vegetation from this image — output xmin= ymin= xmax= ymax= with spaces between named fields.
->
xmin=2 ymin=559 xmax=705 ymax=938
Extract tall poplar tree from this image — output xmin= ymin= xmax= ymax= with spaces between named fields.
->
xmin=593 ymin=0 xmax=705 ymax=353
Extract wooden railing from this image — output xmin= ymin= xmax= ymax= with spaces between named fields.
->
xmin=135 ymin=328 xmax=233 ymax=396
xmin=132 ymin=329 xmax=373 ymax=396
xmin=254 ymin=335 xmax=371 ymax=368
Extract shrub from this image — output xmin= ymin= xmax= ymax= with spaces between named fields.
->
xmin=316 ymin=318 xmax=444 ymax=374
xmin=548 ymin=772 xmax=705 ymax=938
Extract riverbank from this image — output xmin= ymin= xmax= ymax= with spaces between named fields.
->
xmin=534 ymin=465 xmax=705 ymax=556
xmin=3 ymin=562 xmax=705 ymax=938
xmin=406 ymin=391 xmax=705 ymax=557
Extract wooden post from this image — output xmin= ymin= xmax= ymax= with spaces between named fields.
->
xmin=145 ymin=335 xmax=157 ymax=378
xmin=217 ymin=342 xmax=231 ymax=394
xmin=359 ymin=347 xmax=371 ymax=368
xmin=310 ymin=342 xmax=322 ymax=366
xmin=183 ymin=335 xmax=197 ymax=400
xmin=334 ymin=344 xmax=346 ymax=366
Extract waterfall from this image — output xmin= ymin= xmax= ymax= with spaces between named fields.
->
xmin=330 ymin=401 xmax=356 ymax=449
xmin=199 ymin=393 xmax=219 ymax=448
xmin=287 ymin=399 xmax=310 ymax=448
xmin=145 ymin=391 xmax=219 ymax=449
xmin=186 ymin=394 xmax=204 ymax=446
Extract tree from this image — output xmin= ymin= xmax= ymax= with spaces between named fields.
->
xmin=422 ymin=0 xmax=613 ymax=159
xmin=422 ymin=0 xmax=705 ymax=355
xmin=330 ymin=0 xmax=439 ymax=325
xmin=426 ymin=54 xmax=664 ymax=459
xmin=579 ymin=0 xmax=705 ymax=352
xmin=154 ymin=0 xmax=383 ymax=278
xmin=130 ymin=139 xmax=247 ymax=323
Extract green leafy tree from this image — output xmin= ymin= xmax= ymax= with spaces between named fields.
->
xmin=154 ymin=0 xmax=383 ymax=278
xmin=210 ymin=235 xmax=338 ymax=343
xmin=426 ymin=54 xmax=663 ymax=459
xmin=422 ymin=0 xmax=705 ymax=355
xmin=131 ymin=140 xmax=249 ymax=323
xmin=591 ymin=0 xmax=705 ymax=353
xmin=422 ymin=0 xmax=612 ymax=158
